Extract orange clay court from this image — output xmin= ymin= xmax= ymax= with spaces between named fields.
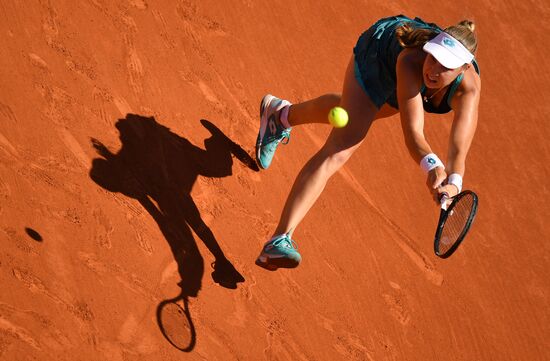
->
xmin=0 ymin=1 xmax=549 ymax=360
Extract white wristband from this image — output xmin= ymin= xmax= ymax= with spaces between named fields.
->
xmin=447 ymin=173 xmax=463 ymax=193
xmin=420 ymin=153 xmax=444 ymax=173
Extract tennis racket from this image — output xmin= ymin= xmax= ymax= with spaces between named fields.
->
xmin=434 ymin=190 xmax=478 ymax=258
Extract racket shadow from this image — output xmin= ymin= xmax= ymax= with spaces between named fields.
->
xmin=157 ymin=292 xmax=196 ymax=352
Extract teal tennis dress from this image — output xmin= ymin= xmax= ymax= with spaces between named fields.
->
xmin=353 ymin=15 xmax=480 ymax=114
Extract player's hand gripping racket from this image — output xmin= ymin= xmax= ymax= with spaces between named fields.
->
xmin=434 ymin=190 xmax=479 ymax=258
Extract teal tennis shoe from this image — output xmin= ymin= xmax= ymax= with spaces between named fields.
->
xmin=255 ymin=94 xmax=292 ymax=169
xmin=255 ymin=234 xmax=302 ymax=271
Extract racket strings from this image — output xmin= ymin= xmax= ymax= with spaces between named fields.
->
xmin=439 ymin=194 xmax=475 ymax=253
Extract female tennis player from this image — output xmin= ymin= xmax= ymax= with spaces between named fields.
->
xmin=254 ymin=15 xmax=480 ymax=270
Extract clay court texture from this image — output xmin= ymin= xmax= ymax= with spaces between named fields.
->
xmin=1 ymin=1 xmax=548 ymax=360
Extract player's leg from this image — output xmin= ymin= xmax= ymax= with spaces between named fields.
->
xmin=274 ymin=56 xmax=380 ymax=236
xmin=256 ymin=56 xmax=381 ymax=270
xmin=286 ymin=93 xmax=341 ymax=126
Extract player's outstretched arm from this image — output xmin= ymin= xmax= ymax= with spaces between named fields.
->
xmin=446 ymin=72 xmax=481 ymax=180
xmin=397 ymin=50 xmax=447 ymax=195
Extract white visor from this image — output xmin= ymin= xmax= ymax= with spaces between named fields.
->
xmin=423 ymin=32 xmax=474 ymax=69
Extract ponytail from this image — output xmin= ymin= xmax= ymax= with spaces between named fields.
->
xmin=395 ymin=23 xmax=438 ymax=48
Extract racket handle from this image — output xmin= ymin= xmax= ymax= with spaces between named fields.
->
xmin=439 ymin=192 xmax=449 ymax=210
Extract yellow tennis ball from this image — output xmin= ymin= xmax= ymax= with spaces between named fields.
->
xmin=328 ymin=107 xmax=349 ymax=128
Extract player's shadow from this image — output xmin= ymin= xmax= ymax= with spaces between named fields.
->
xmin=89 ymin=114 xmax=257 ymax=350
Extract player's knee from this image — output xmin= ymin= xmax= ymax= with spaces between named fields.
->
xmin=323 ymin=147 xmax=355 ymax=172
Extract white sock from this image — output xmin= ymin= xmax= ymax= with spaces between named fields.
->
xmin=279 ymin=105 xmax=291 ymax=129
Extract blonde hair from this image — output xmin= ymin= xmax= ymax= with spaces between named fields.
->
xmin=445 ymin=20 xmax=477 ymax=54
xmin=396 ymin=19 xmax=478 ymax=54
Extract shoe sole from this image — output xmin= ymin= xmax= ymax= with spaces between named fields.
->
xmin=255 ymin=94 xmax=276 ymax=169
xmin=255 ymin=255 xmax=300 ymax=271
